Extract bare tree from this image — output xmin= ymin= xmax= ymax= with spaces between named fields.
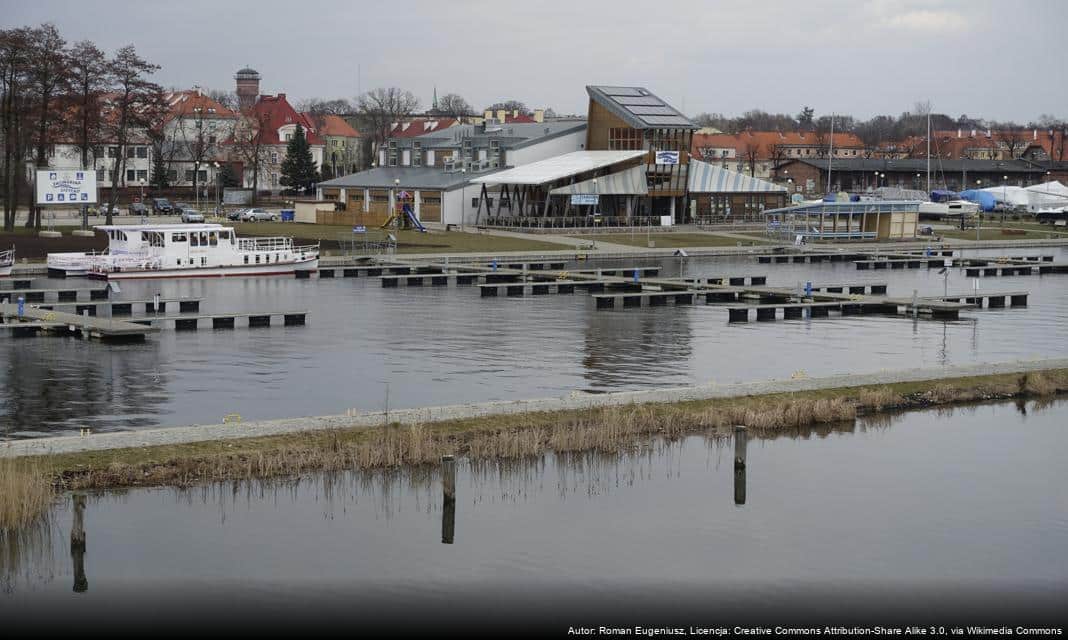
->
xmin=999 ymin=129 xmax=1028 ymax=159
xmin=739 ymin=138 xmax=759 ymax=176
xmin=765 ymin=142 xmax=789 ymax=179
xmin=1 ymin=26 xmax=34 ymax=232
xmin=26 ymin=24 xmax=70 ymax=229
xmin=298 ymin=97 xmax=352 ymax=116
xmin=436 ymin=93 xmax=472 ymax=117
xmin=207 ymin=88 xmax=238 ymax=111
xmin=230 ymin=108 xmax=272 ymax=203
xmin=484 ymin=99 xmax=529 ymax=116
xmin=102 ymin=45 xmax=160 ymax=225
xmin=68 ymin=40 xmax=111 ymax=230
xmin=355 ymin=87 xmax=420 ymax=166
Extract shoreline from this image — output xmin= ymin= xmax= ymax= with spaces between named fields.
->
xmin=5 ymin=358 xmax=1068 ymax=460
xmin=1 ymin=361 xmax=1066 ymax=531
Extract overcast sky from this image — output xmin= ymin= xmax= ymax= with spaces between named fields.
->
xmin=4 ymin=0 xmax=1065 ymax=123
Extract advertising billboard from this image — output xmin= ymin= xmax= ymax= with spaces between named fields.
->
xmin=35 ymin=169 xmax=97 ymax=205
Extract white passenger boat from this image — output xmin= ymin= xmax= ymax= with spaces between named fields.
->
xmin=0 ymin=247 xmax=13 ymax=277
xmin=47 ymin=224 xmax=319 ymax=279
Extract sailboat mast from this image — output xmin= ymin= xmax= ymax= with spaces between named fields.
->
xmin=827 ymin=113 xmax=834 ymax=194
xmin=926 ymin=110 xmax=931 ymax=194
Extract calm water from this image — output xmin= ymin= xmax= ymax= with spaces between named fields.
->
xmin=2 ymin=246 xmax=1068 ymax=437
xmin=2 ymin=400 xmax=1065 ymax=630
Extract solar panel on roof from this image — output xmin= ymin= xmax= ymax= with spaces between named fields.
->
xmin=640 ymin=115 xmax=694 ymax=126
xmin=612 ymin=96 xmax=663 ymax=106
xmin=626 ymin=106 xmax=677 ymax=116
xmin=600 ymin=87 xmax=643 ymax=96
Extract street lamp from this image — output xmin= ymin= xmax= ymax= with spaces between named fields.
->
xmin=213 ymin=162 xmax=221 ymax=216
xmin=138 ymin=178 xmax=146 ymax=223
xmin=393 ymin=178 xmax=401 ymax=229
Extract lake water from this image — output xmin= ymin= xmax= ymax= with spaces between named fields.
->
xmin=2 ymin=246 xmax=1068 ymax=437
xmin=2 ymin=399 xmax=1065 ymax=631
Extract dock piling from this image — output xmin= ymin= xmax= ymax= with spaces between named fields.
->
xmin=442 ymin=454 xmax=456 ymax=544
xmin=71 ymin=493 xmax=88 ymax=593
xmin=734 ymin=426 xmax=747 ymax=506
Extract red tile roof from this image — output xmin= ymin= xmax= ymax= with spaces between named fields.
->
xmin=304 ymin=113 xmax=360 ymax=138
xmin=692 ymin=130 xmax=864 ymax=160
xmin=249 ymin=94 xmax=324 ymax=145
xmin=164 ymin=89 xmax=237 ymax=119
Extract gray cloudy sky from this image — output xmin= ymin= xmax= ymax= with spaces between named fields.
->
xmin=4 ymin=0 xmax=1066 ymax=122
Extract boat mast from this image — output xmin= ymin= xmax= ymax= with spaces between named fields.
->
xmin=827 ymin=113 xmax=834 ymax=194
xmin=926 ymin=110 xmax=931 ymax=194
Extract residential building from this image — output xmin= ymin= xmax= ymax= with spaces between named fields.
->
xmin=691 ymin=130 xmax=865 ymax=180
xmin=305 ymin=113 xmax=361 ymax=179
xmin=237 ymin=93 xmax=324 ymax=193
xmin=161 ymin=88 xmax=239 ymax=193
xmin=376 ymin=120 xmax=587 ymax=171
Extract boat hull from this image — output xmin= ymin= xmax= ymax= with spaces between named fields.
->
xmin=88 ymin=258 xmax=319 ymax=280
xmin=0 ymin=264 xmax=12 ymax=277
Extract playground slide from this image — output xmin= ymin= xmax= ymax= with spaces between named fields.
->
xmin=402 ymin=203 xmax=427 ymax=232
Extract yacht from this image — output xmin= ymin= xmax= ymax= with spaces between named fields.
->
xmin=0 ymin=247 xmax=13 ymax=277
xmin=47 ymin=223 xmax=319 ymax=279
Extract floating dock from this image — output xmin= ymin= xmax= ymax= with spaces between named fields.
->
xmin=0 ymin=303 xmax=157 ymax=341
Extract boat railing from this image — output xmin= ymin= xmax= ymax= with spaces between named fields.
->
xmin=89 ymin=253 xmax=163 ymax=274
xmin=0 ymin=248 xmax=13 ymax=265
xmin=238 ymin=236 xmax=294 ymax=252
xmin=294 ymin=244 xmax=320 ymax=257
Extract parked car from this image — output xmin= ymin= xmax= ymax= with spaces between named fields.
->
xmin=129 ymin=202 xmax=149 ymax=216
xmin=918 ymin=225 xmax=934 ymax=236
xmin=226 ymin=208 xmax=247 ymax=221
xmin=172 ymin=202 xmax=190 ymax=212
xmin=240 ymin=208 xmax=277 ymax=222
xmin=180 ymin=208 xmax=205 ymax=223
xmin=151 ymin=198 xmax=173 ymax=214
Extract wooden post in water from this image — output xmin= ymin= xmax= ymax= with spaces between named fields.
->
xmin=734 ymin=425 xmax=747 ymax=506
xmin=441 ymin=454 xmax=456 ymax=544
xmin=71 ymin=493 xmax=88 ymax=592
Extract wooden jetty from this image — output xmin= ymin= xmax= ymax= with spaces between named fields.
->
xmin=684 ymin=275 xmax=767 ymax=286
xmin=128 ymin=310 xmax=308 ymax=330
xmin=37 ymin=297 xmax=202 ymax=317
xmin=927 ymin=291 xmax=1029 ymax=308
xmin=483 ymin=281 xmax=642 ymax=298
xmin=0 ymin=286 xmax=110 ymax=303
xmin=0 ymin=303 xmax=157 ymax=341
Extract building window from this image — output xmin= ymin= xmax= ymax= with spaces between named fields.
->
xmin=389 ymin=155 xmax=397 ymax=167
xmin=136 ymin=146 xmax=148 ymax=158
xmin=185 ymin=170 xmax=195 ymax=182
xmin=126 ymin=169 xmax=136 ymax=181
xmin=609 ymin=127 xmax=642 ymax=150
xmin=137 ymin=170 xmax=147 ymax=181
xmin=96 ymin=169 xmax=105 ymax=182
xmin=167 ymin=170 xmax=178 ymax=181
xmin=109 ymin=146 xmax=119 ymax=158
xmin=271 ymin=152 xmax=279 ymax=163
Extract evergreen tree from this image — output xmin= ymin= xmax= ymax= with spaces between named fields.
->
xmin=151 ymin=148 xmax=169 ymax=189
xmin=218 ymin=162 xmax=240 ymax=188
xmin=279 ymin=124 xmax=320 ymax=192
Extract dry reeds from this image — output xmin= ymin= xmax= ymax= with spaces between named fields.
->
xmin=0 ymin=459 xmax=55 ymax=533
xmin=38 ymin=368 xmax=1068 ymax=494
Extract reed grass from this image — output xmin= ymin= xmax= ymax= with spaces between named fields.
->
xmin=12 ymin=368 xmax=1068 ymax=500
xmin=0 ymin=459 xmax=55 ymax=533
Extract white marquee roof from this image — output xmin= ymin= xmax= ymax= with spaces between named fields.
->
xmin=469 ymin=150 xmax=646 ymax=186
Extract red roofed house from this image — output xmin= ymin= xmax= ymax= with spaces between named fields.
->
xmin=161 ymin=88 xmax=239 ymax=194
xmin=238 ymin=93 xmax=325 ymax=192
xmin=304 ymin=113 xmax=361 ymax=179
xmin=691 ymin=130 xmax=865 ymax=180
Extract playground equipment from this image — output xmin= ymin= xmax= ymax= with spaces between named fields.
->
xmin=381 ymin=191 xmax=428 ymax=232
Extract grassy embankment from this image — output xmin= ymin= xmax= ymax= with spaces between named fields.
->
xmin=570 ymin=232 xmax=770 ymax=248
xmin=3 ymin=368 xmax=1067 ymax=532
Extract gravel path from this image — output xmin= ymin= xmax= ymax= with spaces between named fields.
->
xmin=3 ymin=358 xmax=1066 ymax=459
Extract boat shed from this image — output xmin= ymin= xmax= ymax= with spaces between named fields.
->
xmin=468 ymin=150 xmax=648 ymax=227
xmin=764 ymin=201 xmax=920 ymax=241
xmin=687 ymin=159 xmax=789 ymax=223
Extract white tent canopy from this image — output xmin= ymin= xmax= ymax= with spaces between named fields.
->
xmin=548 ymin=165 xmax=648 ymax=196
xmin=468 ymin=150 xmax=646 ymax=186
xmin=982 ymin=181 xmax=1068 ymax=211
xmin=688 ymin=159 xmax=786 ymax=193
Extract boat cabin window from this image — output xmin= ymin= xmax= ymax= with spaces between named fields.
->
xmin=219 ymin=230 xmax=231 ymax=242
xmin=199 ymin=232 xmax=208 ymax=246
xmin=172 ymin=232 xmax=187 ymax=243
xmin=209 ymin=232 xmax=218 ymax=247
xmin=147 ymin=231 xmax=165 ymax=248
xmin=191 ymin=233 xmax=199 ymax=247
xmin=108 ymin=230 xmax=128 ymax=242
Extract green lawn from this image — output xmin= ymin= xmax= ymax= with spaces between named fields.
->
xmin=570 ymin=232 xmax=770 ymax=248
